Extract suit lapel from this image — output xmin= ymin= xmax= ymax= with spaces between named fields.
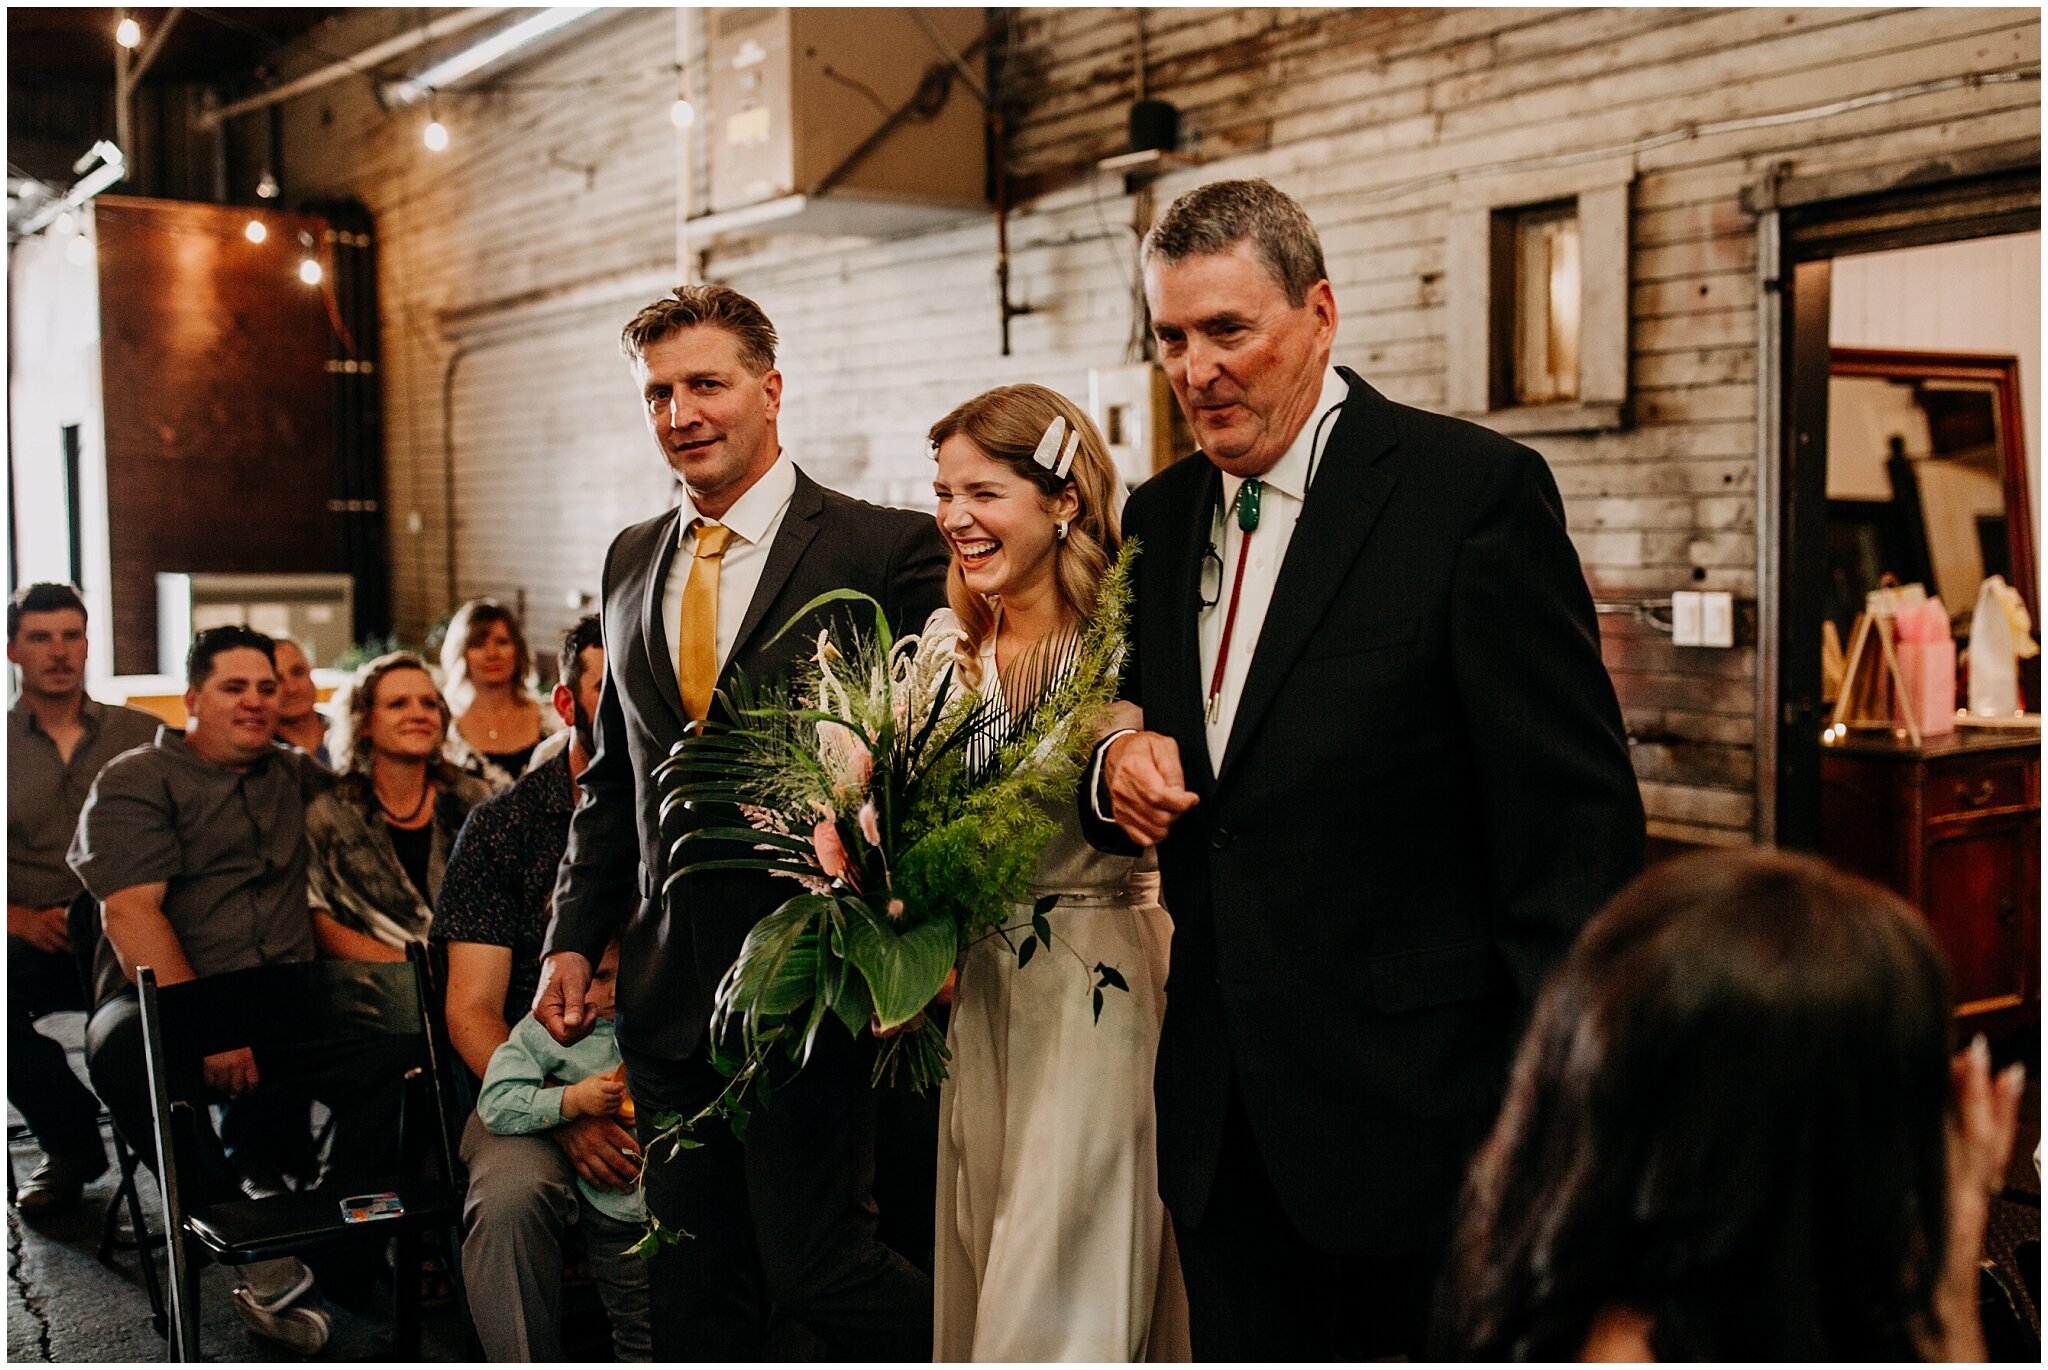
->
xmin=1150 ymin=461 xmax=1220 ymax=795
xmin=638 ymin=509 xmax=692 ymax=738
xmin=1216 ymin=371 xmax=1398 ymax=784
xmin=724 ymin=467 xmax=824 ymax=674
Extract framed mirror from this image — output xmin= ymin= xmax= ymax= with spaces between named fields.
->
xmin=1826 ymin=348 xmax=2036 ymax=645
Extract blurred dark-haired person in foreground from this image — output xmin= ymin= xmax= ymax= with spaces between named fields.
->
xmin=305 ymin=652 xmax=489 ymax=961
xmin=7 ymin=582 xmax=159 ymax=1213
xmin=1435 ymin=848 xmax=2024 ymax=1363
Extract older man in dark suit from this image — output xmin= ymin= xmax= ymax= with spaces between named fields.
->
xmin=1083 ymin=179 xmax=1646 ymax=1359
xmin=536 ymin=285 xmax=947 ymax=1360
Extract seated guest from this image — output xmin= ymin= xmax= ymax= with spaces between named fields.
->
xmin=477 ymin=938 xmax=651 ymax=1360
xmin=271 ymin=634 xmax=330 ymax=766
xmin=68 ymin=625 xmax=410 ymax=1356
xmin=305 ymin=652 xmax=490 ymax=960
xmin=440 ymin=598 xmax=558 ymax=790
xmin=6 ymin=583 xmax=159 ymax=1213
xmin=435 ymin=614 xmax=639 ymax=1360
xmin=1435 ymin=848 xmax=2024 ymax=1363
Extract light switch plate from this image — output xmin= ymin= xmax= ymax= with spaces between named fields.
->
xmin=1670 ymin=591 xmax=1703 ymax=647
xmin=1700 ymin=591 xmax=1734 ymax=648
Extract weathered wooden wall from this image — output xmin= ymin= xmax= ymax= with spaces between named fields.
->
xmin=272 ymin=6 xmax=2041 ymax=846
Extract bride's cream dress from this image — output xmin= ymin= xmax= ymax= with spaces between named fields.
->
xmin=930 ymin=611 xmax=1189 ymax=1362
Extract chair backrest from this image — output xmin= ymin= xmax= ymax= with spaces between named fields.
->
xmin=137 ymin=949 xmax=457 ymax=1224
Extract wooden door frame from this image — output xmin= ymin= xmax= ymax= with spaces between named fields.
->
xmin=1759 ymin=163 xmax=2040 ymax=849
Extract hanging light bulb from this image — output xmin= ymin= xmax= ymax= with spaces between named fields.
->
xmin=245 ymin=220 xmax=268 ymax=244
xmin=66 ymin=235 xmax=93 ymax=267
xmin=670 ymin=97 xmax=696 ymax=130
xmin=299 ymin=258 xmax=324 ymax=286
xmin=54 ymin=211 xmax=76 ymax=236
xmin=115 ymin=17 xmax=142 ymax=49
xmin=423 ymin=90 xmax=449 ymax=152
xmin=255 ymin=170 xmax=280 ymax=200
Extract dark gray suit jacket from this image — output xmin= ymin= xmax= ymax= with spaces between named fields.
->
xmin=548 ymin=467 xmax=949 ymax=1060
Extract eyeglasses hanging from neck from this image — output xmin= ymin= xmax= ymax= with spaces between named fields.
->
xmin=1199 ymin=399 xmax=1344 ymax=722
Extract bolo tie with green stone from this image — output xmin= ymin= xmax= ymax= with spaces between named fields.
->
xmin=1205 ymin=476 xmax=1262 ymax=724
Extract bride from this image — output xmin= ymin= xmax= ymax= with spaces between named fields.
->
xmin=924 ymin=383 xmax=1187 ymax=1362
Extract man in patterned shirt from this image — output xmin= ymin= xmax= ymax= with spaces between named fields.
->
xmin=434 ymin=614 xmax=626 ymax=1360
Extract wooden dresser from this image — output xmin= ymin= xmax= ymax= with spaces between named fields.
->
xmin=1820 ymin=728 xmax=2040 ymax=1036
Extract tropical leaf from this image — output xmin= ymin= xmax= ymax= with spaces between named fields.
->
xmin=843 ymin=908 xmax=957 ymax=1030
xmin=766 ymin=587 xmax=891 ymax=652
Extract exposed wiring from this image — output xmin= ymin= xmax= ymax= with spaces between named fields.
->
xmin=819 ymin=64 xmax=895 ymax=120
xmin=910 ymin=9 xmax=990 ymax=109
xmin=1342 ymin=66 xmax=2039 ymax=208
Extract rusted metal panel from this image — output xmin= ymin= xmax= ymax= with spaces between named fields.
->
xmin=92 ymin=195 xmax=344 ymax=674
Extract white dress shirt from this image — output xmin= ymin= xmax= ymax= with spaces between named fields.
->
xmin=661 ymin=453 xmax=798 ymax=680
xmin=1196 ymin=365 xmax=1351 ymax=765
xmin=1091 ymin=366 xmax=1350 ymax=820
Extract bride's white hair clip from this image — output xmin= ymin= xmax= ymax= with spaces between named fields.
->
xmin=1032 ymin=414 xmax=1080 ymax=481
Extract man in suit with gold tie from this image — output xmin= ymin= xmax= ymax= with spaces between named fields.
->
xmin=537 ymin=285 xmax=948 ymax=1359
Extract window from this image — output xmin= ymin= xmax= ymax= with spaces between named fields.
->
xmin=1504 ymin=201 xmax=1581 ymax=405
xmin=1448 ymin=155 xmax=1633 ymax=434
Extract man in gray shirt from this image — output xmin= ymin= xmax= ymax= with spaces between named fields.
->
xmin=7 ymin=582 xmax=160 ymax=1213
xmin=68 ymin=625 xmax=404 ymax=1355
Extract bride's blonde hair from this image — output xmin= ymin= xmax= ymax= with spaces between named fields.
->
xmin=927 ymin=385 xmax=1123 ymax=690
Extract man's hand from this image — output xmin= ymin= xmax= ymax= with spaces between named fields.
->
xmin=203 ymin=1046 xmax=260 ymax=1098
xmin=7 ymin=904 xmax=71 ymax=954
xmin=552 ymin=1114 xmax=641 ymax=1193
xmin=1105 ymin=731 xmax=1199 ymax=846
xmin=533 ymin=951 xmax=595 ymax=1047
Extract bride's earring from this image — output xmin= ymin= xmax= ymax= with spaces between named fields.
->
xmin=1055 ymin=520 xmax=1070 ymax=541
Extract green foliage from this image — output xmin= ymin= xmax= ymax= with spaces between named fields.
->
xmin=634 ymin=540 xmax=1141 ymax=1254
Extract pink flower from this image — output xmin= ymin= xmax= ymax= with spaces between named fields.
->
xmin=857 ymin=799 xmax=882 ymax=848
xmin=817 ymin=722 xmax=873 ymax=803
xmin=811 ymin=820 xmax=852 ymax=885
xmin=885 ymin=898 xmax=906 ymax=921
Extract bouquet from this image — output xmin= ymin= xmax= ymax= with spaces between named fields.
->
xmin=649 ymin=541 xmax=1136 ymax=1126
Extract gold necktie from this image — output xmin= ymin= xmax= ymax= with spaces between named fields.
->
xmin=678 ymin=520 xmax=734 ymax=721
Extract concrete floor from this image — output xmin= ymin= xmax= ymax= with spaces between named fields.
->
xmin=7 ymin=1013 xmax=472 ymax=1363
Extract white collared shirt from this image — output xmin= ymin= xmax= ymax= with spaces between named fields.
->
xmin=1197 ymin=365 xmax=1351 ymax=765
xmin=661 ymin=453 xmax=798 ymax=680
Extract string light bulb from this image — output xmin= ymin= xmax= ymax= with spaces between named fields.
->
xmin=66 ymin=236 xmax=92 ymax=267
xmin=670 ymin=98 xmax=696 ymax=129
xmin=423 ymin=90 xmax=448 ymax=152
xmin=299 ymin=258 xmax=324 ymax=286
xmin=255 ymin=170 xmax=280 ymax=200
xmin=245 ymin=220 xmax=268 ymax=244
xmin=54 ymin=211 xmax=75 ymax=236
xmin=115 ymin=17 xmax=142 ymax=48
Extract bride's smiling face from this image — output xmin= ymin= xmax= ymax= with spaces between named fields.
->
xmin=932 ymin=435 xmax=1077 ymax=603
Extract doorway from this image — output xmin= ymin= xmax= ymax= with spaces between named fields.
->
xmin=1770 ymin=169 xmax=2040 ymax=849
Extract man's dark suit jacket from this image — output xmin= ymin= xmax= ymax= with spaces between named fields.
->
xmin=548 ymin=467 xmax=949 ymax=1061
xmin=1083 ymin=368 xmax=1645 ymax=1257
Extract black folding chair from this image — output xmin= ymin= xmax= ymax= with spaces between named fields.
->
xmin=64 ymin=897 xmax=167 ymax=1335
xmin=138 ymin=948 xmax=458 ymax=1361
